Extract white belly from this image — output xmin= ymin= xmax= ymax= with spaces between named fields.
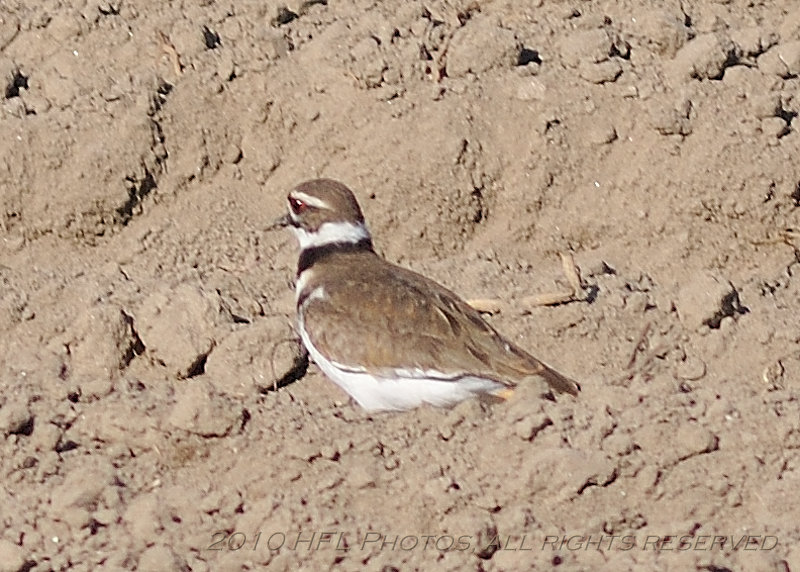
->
xmin=298 ymin=320 xmax=503 ymax=411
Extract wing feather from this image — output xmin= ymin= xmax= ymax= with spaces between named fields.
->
xmin=301 ymin=253 xmax=579 ymax=395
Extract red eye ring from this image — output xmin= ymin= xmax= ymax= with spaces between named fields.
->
xmin=289 ymin=197 xmax=307 ymax=214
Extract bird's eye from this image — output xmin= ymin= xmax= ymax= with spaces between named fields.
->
xmin=289 ymin=197 xmax=307 ymax=214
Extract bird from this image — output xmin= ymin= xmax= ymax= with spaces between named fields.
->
xmin=270 ymin=178 xmax=580 ymax=411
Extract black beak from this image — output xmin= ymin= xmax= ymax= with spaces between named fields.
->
xmin=266 ymin=213 xmax=292 ymax=231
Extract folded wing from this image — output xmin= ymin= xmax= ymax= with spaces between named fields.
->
xmin=301 ymin=256 xmax=580 ymax=396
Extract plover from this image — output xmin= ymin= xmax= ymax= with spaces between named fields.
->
xmin=271 ymin=178 xmax=580 ymax=411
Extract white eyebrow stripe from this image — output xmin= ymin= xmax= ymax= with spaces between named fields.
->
xmin=291 ymin=191 xmax=330 ymax=209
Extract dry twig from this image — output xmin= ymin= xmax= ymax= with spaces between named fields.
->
xmin=156 ymin=30 xmax=183 ymax=76
xmin=521 ymin=252 xmax=587 ymax=309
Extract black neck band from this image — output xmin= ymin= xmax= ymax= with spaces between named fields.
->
xmin=297 ymin=239 xmax=374 ymax=276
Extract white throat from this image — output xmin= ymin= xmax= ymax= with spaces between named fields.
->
xmin=292 ymin=221 xmax=371 ymax=250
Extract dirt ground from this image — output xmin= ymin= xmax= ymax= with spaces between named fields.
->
xmin=1 ymin=0 xmax=800 ymax=570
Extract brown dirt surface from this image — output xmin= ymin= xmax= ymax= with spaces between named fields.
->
xmin=1 ymin=1 xmax=800 ymax=570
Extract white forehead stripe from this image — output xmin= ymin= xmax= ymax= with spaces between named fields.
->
xmin=292 ymin=221 xmax=370 ymax=249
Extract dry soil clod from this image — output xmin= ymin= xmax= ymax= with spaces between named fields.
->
xmin=266 ymin=338 xmax=309 ymax=392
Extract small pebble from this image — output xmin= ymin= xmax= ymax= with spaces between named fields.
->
xmin=676 ymin=355 xmax=706 ymax=380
